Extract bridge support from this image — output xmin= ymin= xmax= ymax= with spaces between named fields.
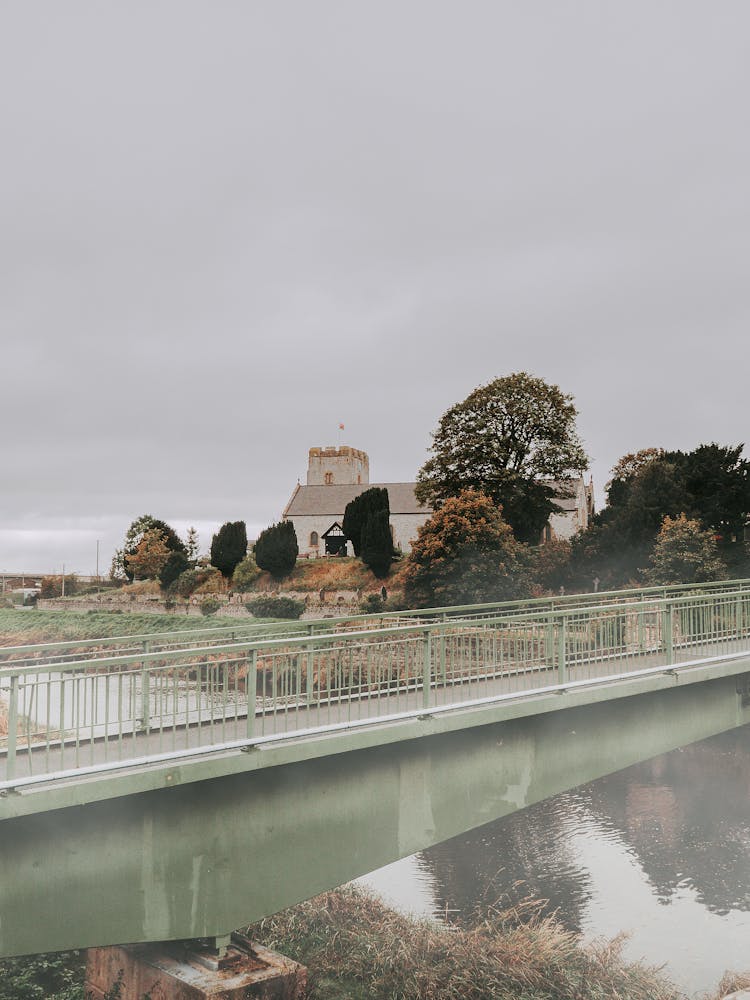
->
xmin=85 ymin=936 xmax=306 ymax=1000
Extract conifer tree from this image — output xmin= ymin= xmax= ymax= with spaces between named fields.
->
xmin=343 ymin=487 xmax=390 ymax=556
xmin=254 ymin=521 xmax=299 ymax=579
xmin=210 ymin=521 xmax=248 ymax=578
xmin=361 ymin=509 xmax=393 ymax=578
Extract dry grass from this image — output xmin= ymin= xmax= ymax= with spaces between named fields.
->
xmin=252 ymin=557 xmax=406 ymax=594
xmin=248 ymin=886 xmax=685 ymax=1000
xmin=711 ymin=971 xmax=750 ymax=998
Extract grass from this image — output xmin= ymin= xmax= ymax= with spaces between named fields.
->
xmin=0 ymin=607 xmax=273 ymax=648
xmin=247 ymin=886 xmax=693 ymax=1000
xmin=0 ymin=887 xmax=746 ymax=998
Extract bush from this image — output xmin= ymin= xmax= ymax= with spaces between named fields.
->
xmin=255 ymin=521 xmax=299 ymax=579
xmin=360 ymin=593 xmax=385 ymax=614
xmin=245 ymin=596 xmax=304 ymax=619
xmin=40 ymin=575 xmax=78 ymax=599
xmin=199 ymin=597 xmax=222 ymax=616
xmin=173 ymin=566 xmax=224 ymax=598
xmin=232 ymin=554 xmax=261 ymax=592
xmin=193 ymin=567 xmax=225 ymax=594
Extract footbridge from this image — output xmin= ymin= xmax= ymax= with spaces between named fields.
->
xmin=2 ymin=580 xmax=750 ymax=958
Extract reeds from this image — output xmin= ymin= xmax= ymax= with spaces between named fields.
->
xmin=248 ymin=886 xmax=685 ymax=1000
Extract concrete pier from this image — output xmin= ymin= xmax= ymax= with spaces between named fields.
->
xmin=85 ymin=935 xmax=307 ymax=1000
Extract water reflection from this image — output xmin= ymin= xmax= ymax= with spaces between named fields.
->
xmin=358 ymin=724 xmax=750 ymax=995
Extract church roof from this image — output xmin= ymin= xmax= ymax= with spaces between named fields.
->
xmin=284 ymin=483 xmax=430 ymax=518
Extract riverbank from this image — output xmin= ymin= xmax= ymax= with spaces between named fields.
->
xmin=1 ymin=887 xmax=748 ymax=999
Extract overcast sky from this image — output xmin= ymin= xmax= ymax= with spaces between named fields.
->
xmin=2 ymin=2 xmax=749 ymax=574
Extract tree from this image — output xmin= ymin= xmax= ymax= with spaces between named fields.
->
xmin=210 ymin=521 xmax=248 ymax=578
xmin=415 ymin=373 xmax=588 ymax=543
xmin=569 ymin=442 xmax=750 ymax=588
xmin=254 ymin=521 xmax=299 ymax=579
xmin=343 ymin=488 xmax=390 ymax=556
xmin=159 ymin=550 xmax=190 ymax=590
xmin=122 ymin=514 xmax=187 ymax=582
xmin=646 ymin=514 xmax=726 ymax=585
xmin=185 ymin=526 xmax=200 ymax=564
xmin=361 ymin=509 xmax=393 ymax=578
xmin=402 ymin=489 xmax=529 ymax=608
xmin=124 ymin=529 xmax=171 ymax=580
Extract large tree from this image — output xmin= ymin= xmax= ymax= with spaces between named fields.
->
xmin=569 ymin=442 xmax=750 ymax=588
xmin=210 ymin=521 xmax=248 ymax=578
xmin=402 ymin=489 xmax=529 ymax=608
xmin=415 ymin=373 xmax=588 ymax=543
xmin=124 ymin=529 xmax=171 ymax=581
xmin=646 ymin=514 xmax=726 ymax=585
xmin=122 ymin=514 xmax=187 ymax=582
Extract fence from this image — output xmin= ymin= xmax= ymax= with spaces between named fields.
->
xmin=2 ymin=585 xmax=750 ymax=787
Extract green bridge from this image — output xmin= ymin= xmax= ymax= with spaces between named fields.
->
xmin=2 ymin=580 xmax=750 ymax=959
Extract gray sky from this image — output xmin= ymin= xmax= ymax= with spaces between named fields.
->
xmin=2 ymin=2 xmax=749 ymax=574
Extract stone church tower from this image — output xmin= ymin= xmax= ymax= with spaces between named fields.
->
xmin=306 ymin=446 xmax=370 ymax=486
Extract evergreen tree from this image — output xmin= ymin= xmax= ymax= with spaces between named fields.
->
xmin=343 ymin=487 xmax=390 ymax=556
xmin=159 ymin=550 xmax=190 ymax=590
xmin=361 ymin=509 xmax=393 ymax=578
xmin=185 ymin=526 xmax=200 ymax=564
xmin=210 ymin=521 xmax=248 ymax=578
xmin=254 ymin=521 xmax=299 ymax=579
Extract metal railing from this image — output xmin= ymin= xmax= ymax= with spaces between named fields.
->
xmin=2 ymin=585 xmax=750 ymax=788
xmin=3 ymin=577 xmax=750 ymax=669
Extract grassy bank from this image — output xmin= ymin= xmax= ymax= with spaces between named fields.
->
xmin=1 ymin=888 xmax=748 ymax=999
xmin=0 ymin=607 xmax=274 ymax=647
xmin=247 ymin=887 xmax=686 ymax=1000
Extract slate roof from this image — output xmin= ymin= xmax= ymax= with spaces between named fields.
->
xmin=284 ymin=483 xmax=431 ymax=518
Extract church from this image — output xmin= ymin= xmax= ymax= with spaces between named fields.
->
xmin=282 ymin=445 xmax=595 ymax=558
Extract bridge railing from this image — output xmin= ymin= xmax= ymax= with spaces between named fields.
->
xmin=2 ymin=586 xmax=750 ymax=786
xmin=3 ymin=577 xmax=750 ymax=670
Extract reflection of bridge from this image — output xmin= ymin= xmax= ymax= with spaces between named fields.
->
xmin=2 ymin=580 xmax=750 ymax=958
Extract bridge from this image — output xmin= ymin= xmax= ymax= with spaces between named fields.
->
xmin=2 ymin=580 xmax=750 ymax=960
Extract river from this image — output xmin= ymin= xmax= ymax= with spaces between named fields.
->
xmin=358 ymin=724 xmax=750 ymax=997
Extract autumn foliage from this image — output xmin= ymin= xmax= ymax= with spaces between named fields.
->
xmin=402 ymin=489 xmax=529 ymax=608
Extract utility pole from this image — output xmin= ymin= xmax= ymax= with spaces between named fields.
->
xmin=61 ymin=563 xmax=65 ymax=598
xmin=96 ymin=540 xmax=100 ymax=582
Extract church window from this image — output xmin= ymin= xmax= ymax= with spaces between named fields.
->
xmin=324 ymin=472 xmax=333 ymax=484
xmin=310 ymin=531 xmax=319 ymax=546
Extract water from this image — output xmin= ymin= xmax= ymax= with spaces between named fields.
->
xmin=358 ymin=725 xmax=750 ymax=997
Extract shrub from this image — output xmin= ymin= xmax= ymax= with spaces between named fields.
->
xmin=174 ymin=566 xmax=224 ymax=598
xmin=199 ymin=597 xmax=222 ymax=616
xmin=40 ymin=574 xmax=79 ymax=598
xmin=245 ymin=596 xmax=304 ymax=619
xmin=255 ymin=521 xmax=299 ymax=579
xmin=360 ymin=593 xmax=385 ymax=614
xmin=232 ymin=554 xmax=261 ymax=592
xmin=193 ymin=567 xmax=225 ymax=594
